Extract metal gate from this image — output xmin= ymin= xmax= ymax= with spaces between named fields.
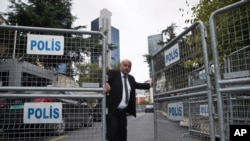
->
xmin=152 ymin=21 xmax=215 ymax=141
xmin=0 ymin=25 xmax=107 ymax=141
xmin=210 ymin=0 xmax=250 ymax=141
xmin=152 ymin=0 xmax=250 ymax=141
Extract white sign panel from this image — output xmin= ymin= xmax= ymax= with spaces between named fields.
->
xmin=168 ymin=102 xmax=184 ymax=121
xmin=200 ymin=104 xmax=209 ymax=116
xmin=199 ymin=69 xmax=206 ymax=79
xmin=27 ymin=34 xmax=64 ymax=55
xmin=23 ymin=102 xmax=62 ymax=123
xmin=164 ymin=43 xmax=180 ymax=67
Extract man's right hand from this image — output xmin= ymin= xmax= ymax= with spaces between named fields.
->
xmin=105 ymin=83 xmax=111 ymax=95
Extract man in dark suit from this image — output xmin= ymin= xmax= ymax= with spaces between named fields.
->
xmin=105 ymin=59 xmax=151 ymax=141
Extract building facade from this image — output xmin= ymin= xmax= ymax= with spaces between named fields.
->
xmin=147 ymin=34 xmax=163 ymax=76
xmin=148 ymin=34 xmax=163 ymax=55
xmin=147 ymin=34 xmax=163 ymax=103
xmin=0 ymin=15 xmax=8 ymax=25
xmin=91 ymin=8 xmax=120 ymax=69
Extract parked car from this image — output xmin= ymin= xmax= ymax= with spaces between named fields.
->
xmin=0 ymin=90 xmax=93 ymax=135
xmin=145 ymin=104 xmax=154 ymax=113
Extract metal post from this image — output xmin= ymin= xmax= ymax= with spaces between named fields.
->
xmin=12 ymin=23 xmax=17 ymax=59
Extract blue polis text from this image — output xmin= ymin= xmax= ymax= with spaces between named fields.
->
xmin=28 ymin=106 xmax=60 ymax=119
xmin=166 ymin=48 xmax=179 ymax=63
xmin=30 ymin=39 xmax=61 ymax=51
xmin=169 ymin=106 xmax=182 ymax=116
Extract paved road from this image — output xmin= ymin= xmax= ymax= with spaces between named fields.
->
xmin=127 ymin=112 xmax=202 ymax=141
xmin=127 ymin=112 xmax=154 ymax=141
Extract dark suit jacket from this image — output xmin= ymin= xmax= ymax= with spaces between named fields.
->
xmin=106 ymin=70 xmax=150 ymax=117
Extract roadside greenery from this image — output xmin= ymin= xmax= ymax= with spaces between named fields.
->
xmin=144 ymin=0 xmax=242 ymax=70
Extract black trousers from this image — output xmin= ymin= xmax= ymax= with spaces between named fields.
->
xmin=106 ymin=109 xmax=127 ymax=141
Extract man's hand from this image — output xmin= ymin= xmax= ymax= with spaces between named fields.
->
xmin=105 ymin=83 xmax=111 ymax=95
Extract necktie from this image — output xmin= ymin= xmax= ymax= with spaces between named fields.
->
xmin=123 ymin=75 xmax=129 ymax=104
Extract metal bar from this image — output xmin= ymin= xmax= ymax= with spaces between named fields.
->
xmin=209 ymin=1 xmax=250 ymax=141
xmin=101 ymin=31 xmax=107 ymax=141
xmin=155 ymin=90 xmax=208 ymax=101
xmin=0 ymin=25 xmax=103 ymax=35
xmin=219 ymin=77 xmax=250 ymax=85
xmin=0 ymin=86 xmax=103 ymax=92
xmin=155 ymin=84 xmax=207 ymax=97
xmin=0 ymin=94 xmax=104 ymax=99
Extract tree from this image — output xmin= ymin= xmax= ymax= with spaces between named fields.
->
xmin=1 ymin=0 xmax=96 ymax=79
xmin=76 ymin=62 xmax=102 ymax=83
xmin=143 ymin=23 xmax=178 ymax=72
xmin=184 ymin=0 xmax=249 ymax=65
xmin=5 ymin=0 xmax=76 ymax=28
xmin=161 ymin=23 xmax=177 ymax=44
xmin=111 ymin=61 xmax=120 ymax=70
xmin=183 ymin=0 xmax=239 ymax=25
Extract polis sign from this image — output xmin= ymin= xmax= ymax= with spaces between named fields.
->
xmin=27 ymin=34 xmax=64 ymax=55
xmin=168 ymin=102 xmax=184 ymax=121
xmin=164 ymin=43 xmax=180 ymax=67
xmin=23 ymin=102 xmax=62 ymax=123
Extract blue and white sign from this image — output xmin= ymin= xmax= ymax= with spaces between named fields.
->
xmin=164 ymin=43 xmax=180 ymax=67
xmin=199 ymin=69 xmax=206 ymax=79
xmin=57 ymin=63 xmax=67 ymax=74
xmin=27 ymin=34 xmax=64 ymax=55
xmin=168 ymin=102 xmax=183 ymax=121
xmin=200 ymin=104 xmax=209 ymax=116
xmin=23 ymin=102 xmax=62 ymax=123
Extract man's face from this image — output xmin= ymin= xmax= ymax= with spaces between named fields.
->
xmin=120 ymin=60 xmax=131 ymax=75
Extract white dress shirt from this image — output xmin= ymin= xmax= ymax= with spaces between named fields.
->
xmin=118 ymin=72 xmax=131 ymax=109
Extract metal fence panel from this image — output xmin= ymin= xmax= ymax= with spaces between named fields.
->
xmin=0 ymin=25 xmax=106 ymax=88
xmin=0 ymin=25 xmax=106 ymax=141
xmin=0 ymin=93 xmax=103 ymax=141
xmin=209 ymin=1 xmax=250 ymax=141
xmin=152 ymin=21 xmax=215 ymax=141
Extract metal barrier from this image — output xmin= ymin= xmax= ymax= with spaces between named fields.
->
xmin=0 ymin=93 xmax=103 ymax=141
xmin=152 ymin=21 xmax=215 ymax=141
xmin=0 ymin=25 xmax=107 ymax=141
xmin=209 ymin=1 xmax=250 ymax=141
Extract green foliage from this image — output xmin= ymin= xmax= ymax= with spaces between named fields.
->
xmin=179 ymin=0 xmax=244 ymax=68
xmin=143 ymin=23 xmax=177 ymax=67
xmin=161 ymin=23 xmax=177 ymax=43
xmin=111 ymin=62 xmax=120 ymax=70
xmin=182 ymin=0 xmax=239 ymax=25
xmin=5 ymin=0 xmax=76 ymax=28
xmin=181 ymin=27 xmax=204 ymax=69
xmin=142 ymin=54 xmax=152 ymax=65
xmin=76 ymin=62 xmax=102 ymax=83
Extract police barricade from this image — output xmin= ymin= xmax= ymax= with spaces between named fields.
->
xmin=152 ymin=21 xmax=216 ymax=141
xmin=209 ymin=1 xmax=250 ymax=141
xmin=0 ymin=25 xmax=107 ymax=141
